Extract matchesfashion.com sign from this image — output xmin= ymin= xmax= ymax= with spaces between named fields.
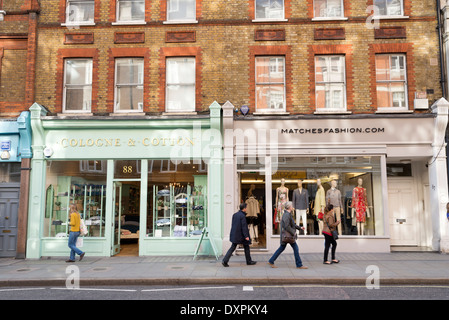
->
xmin=280 ymin=127 xmax=385 ymax=135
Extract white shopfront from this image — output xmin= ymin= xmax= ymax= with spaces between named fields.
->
xmin=222 ymin=100 xmax=449 ymax=254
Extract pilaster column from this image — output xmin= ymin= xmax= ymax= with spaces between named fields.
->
xmin=26 ymin=103 xmax=47 ymax=259
xmin=429 ymin=98 xmax=449 ymax=252
xmin=222 ymin=101 xmax=236 ymax=251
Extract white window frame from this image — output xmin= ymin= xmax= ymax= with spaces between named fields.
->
xmin=255 ymin=56 xmax=286 ymax=113
xmin=64 ymin=0 xmax=95 ymax=26
xmin=165 ymin=57 xmax=196 ymax=113
xmin=165 ymin=0 xmax=197 ymax=24
xmin=115 ymin=0 xmax=146 ymax=24
xmin=373 ymin=0 xmax=405 ymax=18
xmin=63 ymin=58 xmax=93 ymax=113
xmin=375 ymin=54 xmax=408 ymax=111
xmin=114 ymin=58 xmax=144 ymax=113
xmin=312 ymin=0 xmax=346 ymax=20
xmin=254 ymin=0 xmax=287 ymax=22
xmin=314 ymin=55 xmax=347 ymax=112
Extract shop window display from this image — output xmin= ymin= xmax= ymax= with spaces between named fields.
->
xmin=146 ymin=160 xmax=207 ymax=238
xmin=272 ymin=156 xmax=383 ymax=236
xmin=44 ymin=161 xmax=107 ymax=238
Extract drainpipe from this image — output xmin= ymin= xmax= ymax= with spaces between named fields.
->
xmin=437 ymin=0 xmax=446 ymax=98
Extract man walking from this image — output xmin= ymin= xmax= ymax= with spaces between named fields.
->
xmin=222 ymin=203 xmax=257 ymax=267
xmin=268 ymin=201 xmax=308 ymax=269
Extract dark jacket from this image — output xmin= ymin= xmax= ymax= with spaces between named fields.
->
xmin=229 ymin=210 xmax=251 ymax=245
xmin=280 ymin=210 xmax=301 ymax=244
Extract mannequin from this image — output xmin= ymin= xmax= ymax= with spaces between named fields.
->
xmin=351 ymin=178 xmax=370 ymax=235
xmin=292 ymin=179 xmax=309 ymax=235
xmin=314 ymin=178 xmax=326 ymax=234
xmin=275 ymin=178 xmax=289 ymax=224
xmin=246 ymin=184 xmax=260 ymax=243
xmin=326 ymin=180 xmax=343 ymax=235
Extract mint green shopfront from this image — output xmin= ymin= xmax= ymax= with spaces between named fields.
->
xmin=25 ymin=102 xmax=223 ymax=259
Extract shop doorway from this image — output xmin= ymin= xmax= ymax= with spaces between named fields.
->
xmin=239 ymin=172 xmax=266 ymax=249
xmin=112 ymin=181 xmax=141 ymax=256
xmin=0 ymin=186 xmax=20 ymax=257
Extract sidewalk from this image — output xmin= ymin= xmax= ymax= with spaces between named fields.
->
xmin=1 ymin=252 xmax=449 ymax=287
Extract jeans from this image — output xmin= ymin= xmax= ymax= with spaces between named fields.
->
xmin=68 ymin=231 xmax=84 ymax=261
xmin=223 ymin=243 xmax=252 ymax=264
xmin=323 ymin=233 xmax=337 ymax=262
xmin=268 ymin=242 xmax=303 ymax=268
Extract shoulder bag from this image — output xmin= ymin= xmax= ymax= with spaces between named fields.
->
xmin=281 ymin=230 xmax=296 ymax=244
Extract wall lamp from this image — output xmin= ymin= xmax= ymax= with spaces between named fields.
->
xmin=0 ymin=11 xmax=5 ymax=22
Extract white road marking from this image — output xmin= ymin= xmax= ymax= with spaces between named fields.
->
xmin=243 ymin=286 xmax=254 ymax=291
xmin=0 ymin=288 xmax=46 ymax=292
xmin=142 ymin=286 xmax=236 ymax=292
xmin=51 ymin=287 xmax=137 ymax=292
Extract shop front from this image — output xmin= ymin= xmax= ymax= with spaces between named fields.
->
xmin=0 ymin=111 xmax=32 ymax=258
xmin=26 ymin=102 xmax=223 ymax=258
xmin=222 ymin=100 xmax=449 ymax=253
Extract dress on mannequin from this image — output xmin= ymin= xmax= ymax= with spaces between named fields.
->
xmin=275 ymin=179 xmax=288 ymax=224
xmin=351 ymin=178 xmax=369 ymax=235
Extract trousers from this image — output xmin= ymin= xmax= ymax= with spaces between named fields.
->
xmin=68 ymin=231 xmax=84 ymax=261
xmin=268 ymin=242 xmax=303 ymax=268
xmin=223 ymin=243 xmax=252 ymax=264
xmin=323 ymin=233 xmax=337 ymax=262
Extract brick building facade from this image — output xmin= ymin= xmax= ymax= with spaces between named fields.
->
xmin=33 ymin=0 xmax=442 ymax=115
xmin=0 ymin=0 xmax=37 ymax=258
xmin=18 ymin=0 xmax=449 ymax=257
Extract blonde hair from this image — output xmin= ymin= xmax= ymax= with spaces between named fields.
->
xmin=69 ymin=203 xmax=78 ymax=213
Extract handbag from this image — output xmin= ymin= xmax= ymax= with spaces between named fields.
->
xmin=325 ymin=216 xmax=338 ymax=240
xmin=80 ymin=219 xmax=88 ymax=236
xmin=281 ymin=230 xmax=296 ymax=244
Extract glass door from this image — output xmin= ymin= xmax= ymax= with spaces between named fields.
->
xmin=111 ymin=181 xmax=122 ymax=255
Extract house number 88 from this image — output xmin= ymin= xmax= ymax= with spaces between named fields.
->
xmin=123 ymin=166 xmax=133 ymax=173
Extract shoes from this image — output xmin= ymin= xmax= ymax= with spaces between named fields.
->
xmin=65 ymin=259 xmax=75 ymax=263
xmin=222 ymin=261 xmax=229 ymax=267
xmin=267 ymin=262 xmax=277 ymax=268
xmin=323 ymin=261 xmax=332 ymax=265
xmin=332 ymin=260 xmax=340 ymax=264
xmin=297 ymin=266 xmax=308 ymax=269
xmin=247 ymin=261 xmax=257 ymax=265
xmin=79 ymin=252 xmax=85 ymax=261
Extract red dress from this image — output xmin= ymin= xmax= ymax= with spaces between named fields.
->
xmin=352 ymin=187 xmax=367 ymax=223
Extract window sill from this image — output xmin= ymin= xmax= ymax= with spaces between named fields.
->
xmin=372 ymin=16 xmax=409 ymax=20
xmin=311 ymin=17 xmax=348 ymax=21
xmin=111 ymin=21 xmax=147 ymax=26
xmin=61 ymin=22 xmax=96 ymax=27
xmin=314 ymin=110 xmax=352 ymax=115
xmin=375 ymin=108 xmax=413 ymax=114
xmin=163 ymin=20 xmax=198 ymax=25
xmin=162 ymin=112 xmax=198 ymax=116
xmin=252 ymin=19 xmax=288 ymax=23
xmin=110 ymin=112 xmax=145 ymax=116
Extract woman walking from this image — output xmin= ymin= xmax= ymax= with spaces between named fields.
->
xmin=268 ymin=201 xmax=308 ymax=269
xmin=322 ymin=204 xmax=340 ymax=265
xmin=66 ymin=204 xmax=85 ymax=263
